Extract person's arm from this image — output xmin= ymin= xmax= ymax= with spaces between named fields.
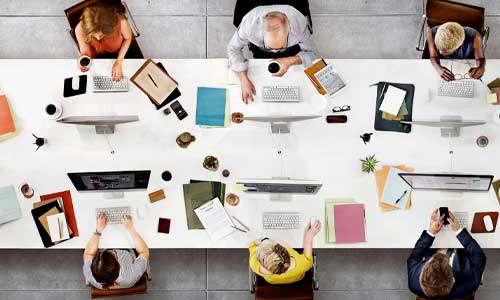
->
xmin=469 ymin=32 xmax=486 ymax=79
xmin=303 ymin=220 xmax=321 ymax=256
xmin=122 ymin=215 xmax=149 ymax=261
xmin=83 ymin=213 xmax=107 ymax=262
xmin=75 ymin=22 xmax=93 ymax=72
xmin=426 ymin=30 xmax=454 ymax=81
xmin=111 ymin=19 xmax=133 ymax=81
xmin=227 ymin=28 xmax=256 ymax=104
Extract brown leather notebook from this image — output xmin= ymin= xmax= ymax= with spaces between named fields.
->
xmin=471 ymin=212 xmax=499 ymax=233
xmin=304 ymin=59 xmax=327 ymax=95
xmin=130 ymin=59 xmax=179 ymax=106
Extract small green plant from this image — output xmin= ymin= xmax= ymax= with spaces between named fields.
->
xmin=360 ymin=154 xmax=379 ymax=173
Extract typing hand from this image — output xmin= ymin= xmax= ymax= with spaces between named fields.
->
xmin=437 ymin=66 xmax=455 ymax=81
xmin=122 ymin=214 xmax=134 ymax=231
xmin=468 ymin=66 xmax=485 ymax=79
xmin=96 ymin=212 xmax=107 ymax=233
xmin=448 ymin=211 xmax=461 ymax=232
xmin=240 ymin=77 xmax=256 ymax=104
xmin=429 ymin=209 xmax=445 ymax=235
xmin=112 ymin=60 xmax=124 ymax=81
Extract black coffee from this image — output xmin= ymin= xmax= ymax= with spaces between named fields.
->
xmin=46 ymin=104 xmax=56 ymax=115
xmin=80 ymin=57 xmax=90 ymax=67
xmin=268 ymin=62 xmax=280 ymax=74
xmin=161 ymin=171 xmax=172 ymax=181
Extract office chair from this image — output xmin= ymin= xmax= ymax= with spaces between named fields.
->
xmin=249 ymin=253 xmax=319 ymax=300
xmin=415 ymin=0 xmax=489 ymax=59
xmin=64 ymin=0 xmax=144 ymax=58
xmin=89 ymin=273 xmax=149 ymax=298
xmin=415 ymin=293 xmax=475 ymax=300
xmin=233 ymin=0 xmax=313 ymax=34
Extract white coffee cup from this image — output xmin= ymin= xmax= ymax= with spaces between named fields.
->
xmin=45 ymin=102 xmax=63 ymax=120
xmin=78 ymin=55 xmax=92 ymax=72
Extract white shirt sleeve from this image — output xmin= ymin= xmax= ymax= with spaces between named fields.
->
xmin=227 ymin=29 xmax=250 ymax=72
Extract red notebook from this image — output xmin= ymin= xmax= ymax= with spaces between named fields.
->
xmin=0 ymin=95 xmax=17 ymax=141
xmin=333 ymin=203 xmax=366 ymax=243
xmin=40 ymin=190 xmax=79 ymax=237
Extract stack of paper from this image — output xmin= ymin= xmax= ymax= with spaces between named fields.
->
xmin=324 ymin=198 xmax=366 ymax=244
xmin=375 ymin=165 xmax=414 ymax=211
xmin=183 ymin=181 xmax=226 ymax=230
xmin=379 ymin=85 xmax=408 ymax=121
xmin=0 ymin=95 xmax=17 ymax=142
xmin=195 ymin=87 xmax=230 ymax=128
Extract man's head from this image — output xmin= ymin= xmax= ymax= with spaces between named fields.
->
xmin=261 ymin=12 xmax=290 ymax=52
xmin=91 ymin=250 xmax=120 ymax=289
xmin=256 ymin=239 xmax=291 ymax=274
xmin=434 ymin=22 xmax=466 ymax=56
xmin=420 ymin=253 xmax=455 ymax=298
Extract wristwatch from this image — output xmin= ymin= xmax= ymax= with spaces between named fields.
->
xmin=94 ymin=230 xmax=102 ymax=236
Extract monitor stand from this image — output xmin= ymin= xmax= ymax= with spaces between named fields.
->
xmin=103 ymin=192 xmax=124 ymax=199
xmin=440 ymin=115 xmax=461 ymax=138
xmin=271 ymin=122 xmax=290 ymax=134
xmin=95 ymin=125 xmax=115 ymax=134
xmin=270 ymin=176 xmax=292 ymax=201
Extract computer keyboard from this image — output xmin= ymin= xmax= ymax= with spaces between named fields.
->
xmin=93 ymin=76 xmax=129 ymax=93
xmin=443 ymin=211 xmax=469 ymax=230
xmin=262 ymin=86 xmax=300 ymax=102
xmin=95 ymin=206 xmax=131 ymax=224
xmin=263 ymin=212 xmax=301 ymax=230
xmin=438 ymin=80 xmax=474 ymax=98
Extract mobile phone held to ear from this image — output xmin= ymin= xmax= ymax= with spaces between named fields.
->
xmin=439 ymin=207 xmax=450 ymax=225
xmin=326 ymin=115 xmax=348 ymax=124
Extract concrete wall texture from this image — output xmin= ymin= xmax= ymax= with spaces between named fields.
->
xmin=1 ymin=0 xmax=499 ymax=299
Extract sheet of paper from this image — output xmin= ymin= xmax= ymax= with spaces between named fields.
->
xmin=207 ymin=59 xmax=239 ymax=85
xmin=379 ymin=86 xmax=407 ymax=116
xmin=134 ymin=62 xmax=177 ymax=104
xmin=194 ymin=198 xmax=235 ymax=241
xmin=380 ymin=167 xmax=412 ymax=209
xmin=47 ymin=213 xmax=70 ymax=243
xmin=0 ymin=185 xmax=21 ymax=224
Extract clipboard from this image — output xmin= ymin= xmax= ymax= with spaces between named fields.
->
xmin=131 ymin=59 xmax=180 ymax=108
xmin=371 ymin=81 xmax=414 ymax=133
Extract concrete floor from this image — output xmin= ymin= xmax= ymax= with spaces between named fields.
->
xmin=1 ymin=0 xmax=500 ymax=299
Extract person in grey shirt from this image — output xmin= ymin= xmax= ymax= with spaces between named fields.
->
xmin=83 ymin=213 xmax=149 ymax=289
xmin=227 ymin=5 xmax=318 ymax=104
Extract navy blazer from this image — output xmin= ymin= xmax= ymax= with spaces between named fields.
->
xmin=407 ymin=230 xmax=486 ymax=299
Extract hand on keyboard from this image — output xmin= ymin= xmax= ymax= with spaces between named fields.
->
xmin=122 ymin=214 xmax=134 ymax=231
xmin=437 ymin=66 xmax=454 ymax=81
xmin=112 ymin=61 xmax=124 ymax=81
xmin=96 ymin=212 xmax=108 ymax=233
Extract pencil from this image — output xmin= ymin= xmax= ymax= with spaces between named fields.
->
xmin=231 ymin=225 xmax=247 ymax=233
xmin=231 ymin=216 xmax=250 ymax=232
xmin=57 ymin=218 xmax=62 ymax=239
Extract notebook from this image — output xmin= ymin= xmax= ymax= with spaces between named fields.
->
xmin=0 ymin=185 xmax=22 ymax=225
xmin=378 ymin=85 xmax=407 ymax=116
xmin=0 ymin=95 xmax=17 ymax=142
xmin=324 ymin=198 xmax=355 ymax=244
xmin=47 ymin=213 xmax=70 ymax=243
xmin=195 ymin=87 xmax=229 ymax=127
xmin=333 ymin=203 xmax=366 ymax=243
xmin=380 ymin=167 xmax=412 ymax=209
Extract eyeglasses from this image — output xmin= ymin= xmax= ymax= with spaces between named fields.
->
xmin=263 ymin=34 xmax=289 ymax=52
xmin=332 ymin=105 xmax=350 ymax=113
xmin=450 ymin=60 xmax=473 ymax=81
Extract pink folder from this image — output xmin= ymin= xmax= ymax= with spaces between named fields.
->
xmin=334 ymin=204 xmax=366 ymax=243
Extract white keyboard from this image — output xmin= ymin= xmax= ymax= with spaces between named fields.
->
xmin=443 ymin=211 xmax=469 ymax=230
xmin=262 ymin=86 xmax=300 ymax=102
xmin=263 ymin=212 xmax=301 ymax=230
xmin=95 ymin=206 xmax=131 ymax=224
xmin=93 ymin=76 xmax=129 ymax=92
xmin=438 ymin=80 xmax=474 ymax=98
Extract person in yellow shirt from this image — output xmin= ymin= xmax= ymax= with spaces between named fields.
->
xmin=249 ymin=220 xmax=321 ymax=284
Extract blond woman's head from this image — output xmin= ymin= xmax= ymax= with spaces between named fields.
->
xmin=435 ymin=22 xmax=466 ymax=55
xmin=80 ymin=4 xmax=122 ymax=43
xmin=256 ymin=240 xmax=291 ymax=274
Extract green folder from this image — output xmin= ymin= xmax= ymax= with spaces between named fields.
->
xmin=183 ymin=182 xmax=225 ymax=230
xmin=324 ymin=198 xmax=355 ymax=244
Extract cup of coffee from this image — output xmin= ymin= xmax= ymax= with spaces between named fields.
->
xmin=268 ymin=61 xmax=281 ymax=74
xmin=19 ymin=182 xmax=34 ymax=199
xmin=161 ymin=171 xmax=172 ymax=182
xmin=78 ymin=55 xmax=92 ymax=72
xmin=45 ymin=103 xmax=63 ymax=120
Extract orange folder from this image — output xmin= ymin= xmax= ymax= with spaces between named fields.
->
xmin=0 ymin=95 xmax=17 ymax=140
xmin=375 ymin=165 xmax=414 ymax=211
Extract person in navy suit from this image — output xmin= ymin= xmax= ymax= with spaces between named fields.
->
xmin=407 ymin=209 xmax=486 ymax=299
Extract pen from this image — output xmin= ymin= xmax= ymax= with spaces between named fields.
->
xmin=148 ymin=73 xmax=158 ymax=88
xmin=231 ymin=225 xmax=247 ymax=233
xmin=232 ymin=216 xmax=250 ymax=232
xmin=395 ymin=190 xmax=408 ymax=204
xmin=57 ymin=218 xmax=62 ymax=239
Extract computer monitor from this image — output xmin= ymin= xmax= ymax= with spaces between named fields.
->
xmin=400 ymin=115 xmax=485 ymax=137
xmin=237 ymin=178 xmax=322 ymax=194
xmin=398 ymin=173 xmax=493 ymax=192
xmin=57 ymin=115 xmax=139 ymax=134
xmin=67 ymin=170 xmax=151 ymax=198
xmin=243 ymin=115 xmax=322 ymax=134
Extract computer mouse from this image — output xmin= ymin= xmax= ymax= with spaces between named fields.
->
xmin=309 ymin=216 xmax=321 ymax=227
xmin=136 ymin=205 xmax=147 ymax=220
xmin=483 ymin=215 xmax=494 ymax=232
xmin=72 ymin=76 xmax=80 ymax=90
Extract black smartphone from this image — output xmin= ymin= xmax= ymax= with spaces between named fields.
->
xmin=439 ymin=207 xmax=450 ymax=225
xmin=326 ymin=115 xmax=348 ymax=124
xmin=170 ymin=101 xmax=188 ymax=120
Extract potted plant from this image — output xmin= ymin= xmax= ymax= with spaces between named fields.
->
xmin=360 ymin=154 xmax=379 ymax=173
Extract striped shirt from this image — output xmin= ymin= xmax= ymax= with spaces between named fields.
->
xmin=83 ymin=249 xmax=148 ymax=289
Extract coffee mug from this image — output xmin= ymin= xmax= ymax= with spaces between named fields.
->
xmin=268 ymin=61 xmax=281 ymax=74
xmin=45 ymin=103 xmax=63 ymax=120
xmin=78 ymin=55 xmax=92 ymax=71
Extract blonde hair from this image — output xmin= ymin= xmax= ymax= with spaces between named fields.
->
xmin=435 ymin=22 xmax=465 ymax=53
xmin=262 ymin=12 xmax=289 ymax=38
xmin=256 ymin=240 xmax=291 ymax=274
xmin=80 ymin=4 xmax=123 ymax=43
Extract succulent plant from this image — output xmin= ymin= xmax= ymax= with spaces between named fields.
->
xmin=360 ymin=154 xmax=379 ymax=173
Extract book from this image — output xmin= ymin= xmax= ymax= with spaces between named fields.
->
xmin=314 ymin=64 xmax=346 ymax=97
xmin=0 ymin=185 xmax=22 ymax=225
xmin=47 ymin=213 xmax=70 ymax=243
xmin=304 ymin=59 xmax=327 ymax=95
xmin=195 ymin=87 xmax=229 ymax=127
xmin=333 ymin=203 xmax=366 ymax=244
xmin=0 ymin=95 xmax=17 ymax=142
xmin=379 ymin=85 xmax=407 ymax=116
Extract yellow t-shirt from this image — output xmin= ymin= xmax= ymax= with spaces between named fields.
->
xmin=248 ymin=242 xmax=313 ymax=284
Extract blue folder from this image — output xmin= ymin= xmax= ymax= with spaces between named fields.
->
xmin=196 ymin=87 xmax=227 ymax=127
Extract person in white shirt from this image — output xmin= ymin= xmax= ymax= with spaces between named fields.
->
xmin=227 ymin=5 xmax=318 ymax=104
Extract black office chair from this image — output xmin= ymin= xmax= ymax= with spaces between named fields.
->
xmin=415 ymin=0 xmax=489 ymax=59
xmin=64 ymin=0 xmax=144 ymax=59
xmin=249 ymin=253 xmax=319 ymax=300
xmin=415 ymin=293 xmax=475 ymax=300
xmin=233 ymin=0 xmax=313 ymax=34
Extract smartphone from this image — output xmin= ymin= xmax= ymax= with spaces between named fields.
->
xmin=439 ymin=207 xmax=450 ymax=225
xmin=326 ymin=115 xmax=348 ymax=124
xmin=170 ymin=100 xmax=188 ymax=120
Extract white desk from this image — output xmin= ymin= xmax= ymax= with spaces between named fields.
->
xmin=0 ymin=59 xmax=499 ymax=249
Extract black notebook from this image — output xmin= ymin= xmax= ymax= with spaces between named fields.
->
xmin=31 ymin=200 xmax=64 ymax=248
xmin=372 ymin=81 xmax=414 ymax=134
